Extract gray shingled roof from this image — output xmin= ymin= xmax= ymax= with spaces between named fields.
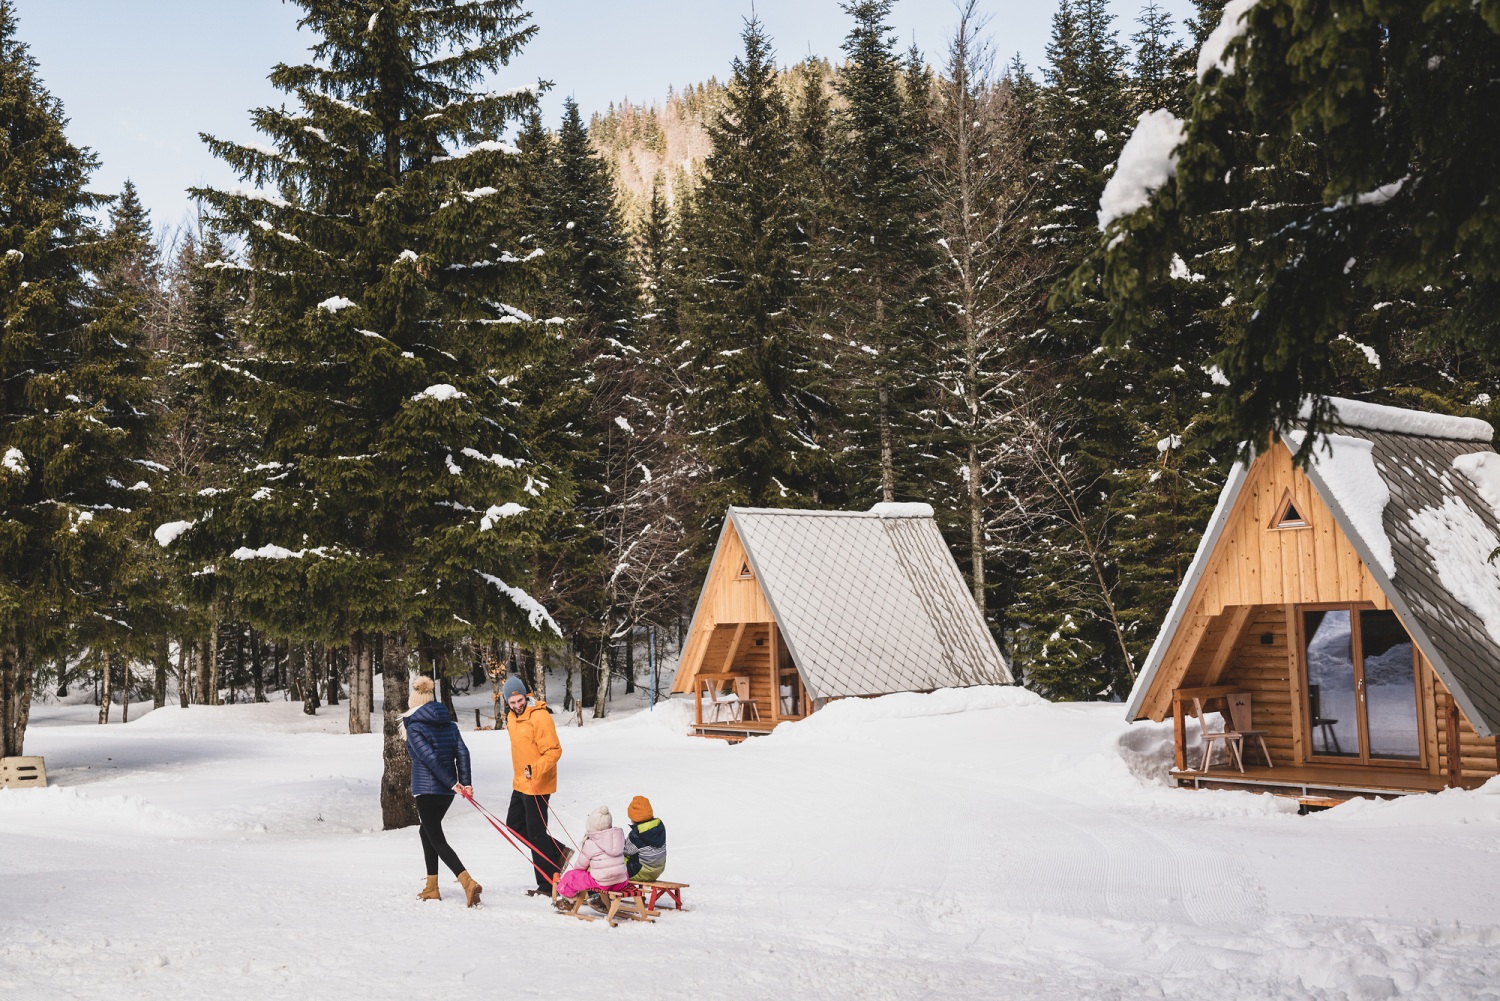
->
xmin=730 ymin=507 xmax=1013 ymax=701
xmin=1301 ymin=424 xmax=1500 ymax=738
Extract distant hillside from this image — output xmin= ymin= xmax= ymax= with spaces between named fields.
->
xmin=589 ymin=60 xmax=835 ymax=224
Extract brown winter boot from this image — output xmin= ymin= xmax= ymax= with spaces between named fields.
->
xmin=417 ymin=875 xmax=441 ymax=901
xmin=457 ymin=870 xmax=482 ymax=908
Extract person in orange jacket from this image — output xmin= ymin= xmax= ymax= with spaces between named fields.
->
xmin=501 ymin=675 xmax=568 ymax=893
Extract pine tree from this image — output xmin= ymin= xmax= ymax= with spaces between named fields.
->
xmin=176 ymin=0 xmax=558 ymax=828
xmin=525 ymin=97 xmax=640 ymax=717
xmin=0 ymin=2 xmax=156 ymax=754
xmin=827 ymin=0 xmax=939 ymax=503
xmin=678 ymin=16 xmax=831 ymax=520
xmin=1100 ymin=0 xmax=1500 ymax=446
xmin=1009 ymin=0 xmax=1140 ymax=699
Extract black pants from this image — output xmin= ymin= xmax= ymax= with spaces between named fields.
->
xmin=415 ymin=794 xmax=466 ymax=878
xmin=506 ymin=790 xmax=565 ymax=891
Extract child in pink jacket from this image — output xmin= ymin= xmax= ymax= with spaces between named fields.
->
xmin=554 ymin=805 xmax=631 ymax=901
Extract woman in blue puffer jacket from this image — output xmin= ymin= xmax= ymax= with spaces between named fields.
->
xmin=403 ymin=676 xmax=483 ymax=906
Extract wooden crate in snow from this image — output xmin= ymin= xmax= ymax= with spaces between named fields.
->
xmin=0 ymin=756 xmax=47 ymax=789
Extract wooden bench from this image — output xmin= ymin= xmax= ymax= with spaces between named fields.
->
xmin=0 ymin=756 xmax=46 ymax=789
xmin=631 ymin=879 xmax=688 ymax=912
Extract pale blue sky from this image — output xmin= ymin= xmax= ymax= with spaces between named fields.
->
xmin=11 ymin=0 xmax=1196 ymax=233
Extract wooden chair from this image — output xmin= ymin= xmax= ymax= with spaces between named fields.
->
xmin=1188 ymin=696 xmax=1243 ymax=773
xmin=1227 ymin=692 xmax=1273 ymax=768
xmin=1307 ymin=684 xmax=1342 ymax=754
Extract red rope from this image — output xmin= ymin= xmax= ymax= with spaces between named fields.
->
xmin=537 ymin=793 xmax=581 ymax=852
xmin=460 ymin=791 xmax=559 ymax=887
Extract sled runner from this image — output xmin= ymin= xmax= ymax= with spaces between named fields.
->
xmin=553 ymin=884 xmax=658 ymax=927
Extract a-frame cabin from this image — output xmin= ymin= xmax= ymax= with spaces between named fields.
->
xmin=1127 ymin=398 xmax=1500 ymax=799
xmin=672 ymin=504 xmax=1012 ymax=740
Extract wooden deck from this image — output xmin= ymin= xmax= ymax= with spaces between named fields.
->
xmin=690 ymin=719 xmax=782 ymax=743
xmin=1172 ymin=762 xmax=1482 ymax=799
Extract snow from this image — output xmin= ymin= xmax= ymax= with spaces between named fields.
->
xmin=1300 ymin=395 xmax=1495 ymax=442
xmin=1097 ymin=110 xmax=1185 ymax=230
xmin=1157 ymin=434 xmax=1182 ymax=453
xmin=1196 ymin=0 xmax=1258 ymax=81
xmin=230 ymin=544 xmax=322 ymax=561
xmin=1284 ymin=430 xmax=1396 ymax=578
xmin=153 ymin=520 xmax=195 ymax=548
xmin=1339 ymin=335 xmax=1382 ymax=368
xmin=475 ymin=570 xmax=563 ymax=636
xmin=1 ymin=446 xmax=26 ymax=476
xmin=868 ymin=501 xmax=934 ymax=518
xmin=318 ymin=296 xmax=356 ymax=313
xmin=478 ymin=502 xmax=527 ymax=531
xmin=614 ymin=416 xmax=634 ymax=435
xmin=227 ymin=185 xmax=290 ymax=208
xmin=442 ymin=140 xmax=521 ymax=160
xmin=1409 ymin=496 xmax=1500 ymax=648
xmin=1451 ymin=451 xmax=1500 ymax=522
xmin=6 ymin=691 xmax=1500 ymax=999
xmin=411 ymin=384 xmax=466 ymax=403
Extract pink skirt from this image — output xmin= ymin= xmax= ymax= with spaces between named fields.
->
xmin=556 ymin=869 xmax=631 ymax=897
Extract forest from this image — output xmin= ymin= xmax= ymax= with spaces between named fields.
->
xmin=3 ymin=0 xmax=1497 ymax=825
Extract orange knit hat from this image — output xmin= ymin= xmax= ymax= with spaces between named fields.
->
xmin=627 ymin=796 xmax=653 ymax=823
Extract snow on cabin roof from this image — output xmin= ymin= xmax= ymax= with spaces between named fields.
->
xmin=1299 ymin=396 xmax=1495 ymax=441
xmin=728 ymin=505 xmax=1012 ymax=701
xmin=1127 ymin=397 xmax=1500 ymax=738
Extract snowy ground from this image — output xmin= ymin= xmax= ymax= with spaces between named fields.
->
xmin=4 ymin=687 xmax=1499 ymax=1001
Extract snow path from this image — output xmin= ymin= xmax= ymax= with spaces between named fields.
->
xmin=4 ymin=696 xmax=1500 ymax=999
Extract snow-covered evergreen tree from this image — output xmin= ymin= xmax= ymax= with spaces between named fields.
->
xmin=172 ymin=0 xmax=559 ymax=828
xmin=827 ymin=0 xmax=939 ymax=504
xmin=0 ymin=3 xmax=157 ymax=754
xmin=678 ymin=16 xmax=832 ymax=519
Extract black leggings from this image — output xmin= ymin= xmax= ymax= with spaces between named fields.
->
xmin=415 ymin=794 xmax=466 ymax=878
xmin=506 ymin=790 xmax=565 ymax=891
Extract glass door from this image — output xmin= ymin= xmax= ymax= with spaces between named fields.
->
xmin=1300 ymin=606 xmax=1423 ymax=765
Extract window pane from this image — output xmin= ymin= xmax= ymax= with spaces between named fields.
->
xmin=1304 ymin=610 xmax=1359 ymax=757
xmin=1361 ymin=610 xmax=1420 ymax=760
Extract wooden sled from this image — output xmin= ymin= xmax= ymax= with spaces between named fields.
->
xmin=553 ymin=884 xmax=658 ymax=928
xmin=630 ymin=879 xmax=689 ymax=912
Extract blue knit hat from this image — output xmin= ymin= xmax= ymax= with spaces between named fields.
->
xmin=501 ymin=675 xmax=527 ymax=706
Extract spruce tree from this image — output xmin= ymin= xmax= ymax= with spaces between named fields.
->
xmin=827 ymin=0 xmax=939 ymax=503
xmin=678 ymin=17 xmax=831 ymax=521
xmin=0 ymin=3 xmax=156 ymax=753
xmin=174 ymin=0 xmax=558 ymax=828
xmin=1100 ymin=0 xmax=1500 ymax=446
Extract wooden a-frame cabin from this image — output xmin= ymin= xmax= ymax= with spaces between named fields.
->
xmin=671 ymin=503 xmax=1012 ymax=740
xmin=1126 ymin=397 xmax=1500 ymax=800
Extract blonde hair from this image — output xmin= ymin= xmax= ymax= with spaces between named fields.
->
xmin=410 ymin=675 xmax=436 ymax=706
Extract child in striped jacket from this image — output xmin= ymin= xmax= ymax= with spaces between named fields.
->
xmin=624 ymin=795 xmax=667 ymax=882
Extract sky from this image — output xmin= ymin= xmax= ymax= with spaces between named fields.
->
xmin=11 ymin=0 xmax=1198 ymax=235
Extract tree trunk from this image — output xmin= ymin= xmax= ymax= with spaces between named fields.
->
xmin=177 ymin=640 xmax=189 ymax=709
xmin=969 ymin=441 xmax=985 ymax=616
xmin=251 ymin=629 xmax=265 ymax=703
xmin=624 ymin=628 xmax=635 ymax=694
xmin=348 ymin=636 xmax=372 ymax=735
xmin=208 ymin=622 xmax=221 ymax=706
xmin=153 ymin=636 xmax=169 ymax=710
xmin=121 ymin=657 xmax=132 ymax=723
xmin=380 ymin=632 xmax=419 ymax=830
xmin=876 ymin=296 xmax=894 ymax=503
xmin=440 ymin=673 xmax=455 ymax=719
xmin=98 ymin=656 xmax=113 ymax=724
xmin=325 ymin=646 xmax=340 ymax=706
xmin=593 ymin=641 xmax=611 ymax=718
xmin=0 ymin=646 xmax=35 ymax=757
xmin=196 ymin=638 xmax=208 ymax=704
xmin=563 ymin=647 xmax=575 ymax=713
xmin=301 ymin=643 xmax=319 ymax=715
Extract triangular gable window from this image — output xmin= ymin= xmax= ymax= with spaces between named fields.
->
xmin=738 ymin=559 xmax=753 ymax=579
xmin=1272 ymin=490 xmax=1309 ymax=529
